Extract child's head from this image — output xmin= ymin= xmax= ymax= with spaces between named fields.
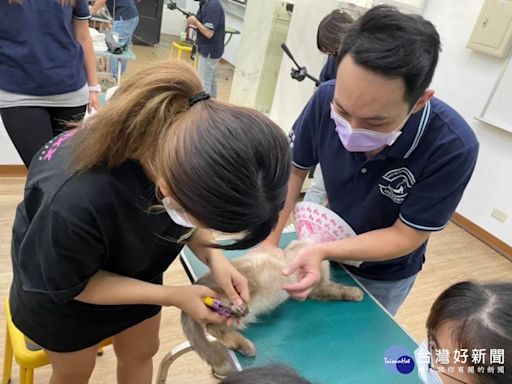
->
xmin=71 ymin=61 xmax=291 ymax=249
xmin=419 ymin=281 xmax=512 ymax=384
xmin=316 ymin=9 xmax=354 ymax=56
xmin=219 ymin=364 xmax=311 ymax=384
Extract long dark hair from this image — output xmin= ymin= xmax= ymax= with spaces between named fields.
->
xmin=427 ymin=281 xmax=512 ymax=384
xmin=70 ymin=61 xmax=291 ymax=250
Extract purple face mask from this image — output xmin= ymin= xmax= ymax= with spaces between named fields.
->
xmin=330 ymin=103 xmax=409 ymax=152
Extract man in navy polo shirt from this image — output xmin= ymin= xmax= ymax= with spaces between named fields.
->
xmin=262 ymin=5 xmax=479 ymax=315
xmin=187 ymin=0 xmax=225 ymax=97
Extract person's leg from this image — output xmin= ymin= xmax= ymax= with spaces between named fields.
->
xmin=110 ymin=17 xmax=140 ymax=76
xmin=198 ymin=54 xmax=219 ymax=97
xmin=48 ymin=105 xmax=87 ymax=136
xmin=353 ymin=274 xmax=417 ymax=316
xmin=112 ymin=312 xmax=161 ymax=384
xmin=198 ymin=54 xmax=211 ymax=94
xmin=211 ymin=58 xmax=219 ymax=98
xmin=304 ymin=166 xmax=327 ymax=205
xmin=45 ymin=344 xmax=99 ymax=384
xmin=0 ymin=106 xmax=54 ymax=167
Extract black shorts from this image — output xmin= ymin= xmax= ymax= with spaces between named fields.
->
xmin=9 ymin=280 xmax=161 ymax=352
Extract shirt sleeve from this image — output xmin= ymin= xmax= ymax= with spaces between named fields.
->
xmin=319 ymin=55 xmax=336 ymax=83
xmin=73 ymin=0 xmax=91 ymax=20
xmin=290 ymin=88 xmax=325 ymax=170
xmin=24 ymin=205 xmax=106 ymax=303
xmin=399 ymin=143 xmax=479 ymax=231
xmin=319 ymin=63 xmax=329 ymax=83
xmin=201 ymin=3 xmax=222 ymax=31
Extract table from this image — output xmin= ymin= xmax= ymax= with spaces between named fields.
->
xmin=156 ymin=232 xmax=420 ymax=383
xmin=94 ymin=49 xmax=136 ymax=85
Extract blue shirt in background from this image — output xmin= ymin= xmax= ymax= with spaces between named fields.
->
xmin=196 ymin=0 xmax=225 ymax=59
xmin=106 ymin=0 xmax=138 ymax=21
xmin=289 ymin=80 xmax=479 ymax=281
xmin=319 ymin=55 xmax=337 ymax=83
xmin=0 ymin=0 xmax=90 ymax=96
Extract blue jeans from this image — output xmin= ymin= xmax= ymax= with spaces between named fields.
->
xmin=110 ymin=16 xmax=139 ymax=76
xmin=353 ymin=273 xmax=417 ymax=316
xmin=198 ymin=53 xmax=219 ymax=97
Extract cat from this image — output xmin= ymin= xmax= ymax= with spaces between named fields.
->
xmin=181 ymin=240 xmax=364 ymax=378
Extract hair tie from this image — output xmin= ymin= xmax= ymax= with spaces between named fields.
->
xmin=189 ymin=91 xmax=211 ymax=106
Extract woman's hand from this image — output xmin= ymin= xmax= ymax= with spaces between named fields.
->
xmin=88 ymin=90 xmax=101 ymax=112
xmin=171 ymin=285 xmax=228 ymax=325
xmin=209 ymin=253 xmax=249 ymax=307
xmin=187 ymin=228 xmax=250 ymax=307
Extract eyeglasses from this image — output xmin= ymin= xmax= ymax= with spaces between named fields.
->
xmin=427 ymin=337 xmax=469 ymax=384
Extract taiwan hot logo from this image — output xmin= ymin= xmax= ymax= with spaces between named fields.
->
xmin=384 ymin=345 xmax=415 ymax=375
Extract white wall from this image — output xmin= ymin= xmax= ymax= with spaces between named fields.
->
xmin=423 ymin=0 xmax=512 ymax=245
xmin=270 ymin=0 xmax=340 ymax=132
xmin=228 ymin=0 xmax=278 ymax=107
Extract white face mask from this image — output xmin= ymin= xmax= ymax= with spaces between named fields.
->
xmin=162 ymin=197 xmax=196 ymax=228
xmin=414 ymin=340 xmax=443 ymax=384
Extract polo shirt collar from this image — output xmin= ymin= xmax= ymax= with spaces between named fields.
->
xmin=379 ymin=100 xmax=431 ymax=159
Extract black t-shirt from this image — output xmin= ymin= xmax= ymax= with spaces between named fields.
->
xmin=9 ymin=130 xmax=194 ymax=351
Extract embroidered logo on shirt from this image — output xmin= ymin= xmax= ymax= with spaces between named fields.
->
xmin=38 ymin=130 xmax=77 ymax=162
xmin=379 ymin=167 xmax=416 ymax=204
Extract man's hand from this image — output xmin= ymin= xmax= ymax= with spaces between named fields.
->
xmin=187 ymin=15 xmax=198 ymax=27
xmin=282 ymin=244 xmax=324 ymax=300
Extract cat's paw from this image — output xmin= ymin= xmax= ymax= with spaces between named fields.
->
xmin=347 ymin=287 xmax=364 ymax=301
xmin=238 ymin=339 xmax=257 ymax=357
xmin=212 ymin=362 xmax=235 ymax=379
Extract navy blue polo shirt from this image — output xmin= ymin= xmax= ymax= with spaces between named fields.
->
xmin=107 ymin=0 xmax=138 ymax=21
xmin=0 ymin=0 xmax=90 ymax=96
xmin=319 ymin=55 xmax=337 ymax=83
xmin=196 ymin=0 xmax=225 ymax=59
xmin=290 ymin=80 xmax=479 ymax=281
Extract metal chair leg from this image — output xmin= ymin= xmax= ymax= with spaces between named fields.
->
xmin=155 ymin=341 xmax=194 ymax=384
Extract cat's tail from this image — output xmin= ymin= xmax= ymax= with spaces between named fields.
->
xmin=180 ymin=311 xmax=232 ymax=372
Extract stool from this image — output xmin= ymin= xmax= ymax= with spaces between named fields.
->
xmin=169 ymin=41 xmax=198 ymax=68
xmin=2 ymin=299 xmax=111 ymax=384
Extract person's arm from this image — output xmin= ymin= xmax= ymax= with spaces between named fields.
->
xmin=73 ymin=18 xmax=101 ymax=112
xmin=75 ymin=270 xmax=228 ymax=324
xmin=318 ymin=219 xmax=430 ymax=262
xmin=282 ymin=219 xmax=430 ymax=299
xmin=283 ymin=139 xmax=479 ymax=300
xmin=75 ymin=270 xmax=178 ymax=305
xmin=187 ymin=228 xmax=249 ymax=306
xmin=261 ymin=166 xmax=309 ymax=247
xmin=187 ymin=15 xmax=214 ymax=39
xmin=89 ymin=0 xmax=107 ymax=15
